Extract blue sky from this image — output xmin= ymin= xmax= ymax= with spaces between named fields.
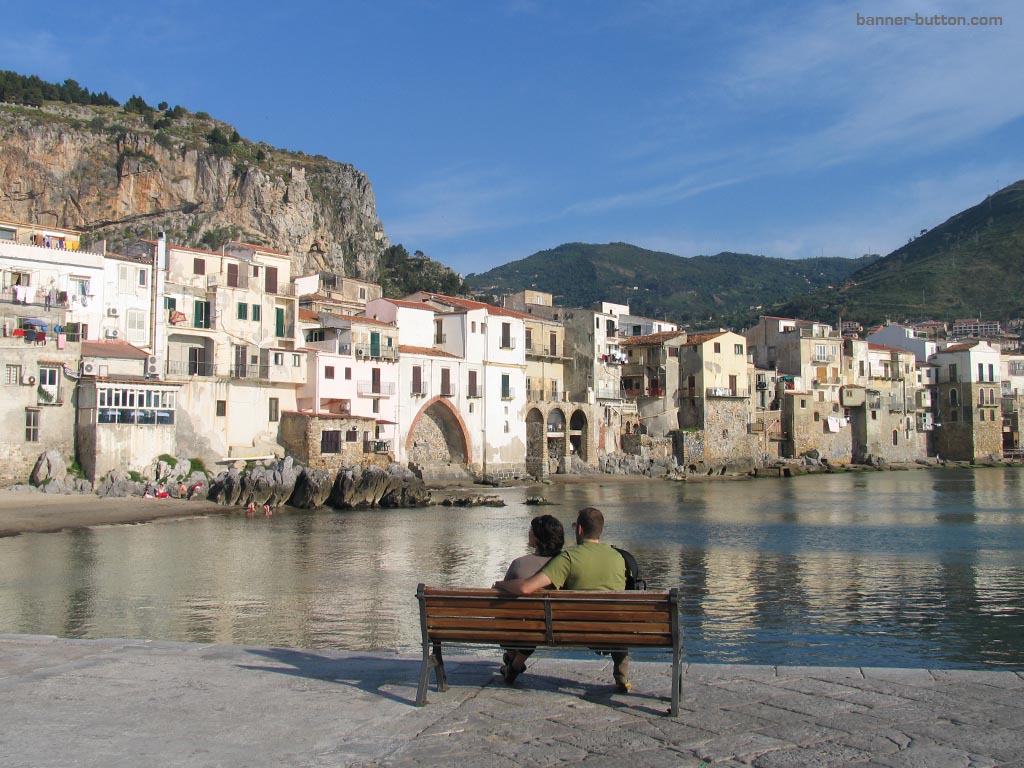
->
xmin=5 ymin=0 xmax=1022 ymax=275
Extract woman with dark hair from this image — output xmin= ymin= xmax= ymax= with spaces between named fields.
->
xmin=498 ymin=514 xmax=564 ymax=684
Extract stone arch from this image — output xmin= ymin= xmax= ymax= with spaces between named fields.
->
xmin=546 ymin=407 xmax=567 ymax=471
xmin=526 ymin=408 xmax=546 ymax=478
xmin=406 ymin=396 xmax=471 ymax=467
xmin=569 ymin=409 xmax=589 ymax=462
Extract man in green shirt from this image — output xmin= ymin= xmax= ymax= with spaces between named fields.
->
xmin=493 ymin=507 xmax=631 ymax=692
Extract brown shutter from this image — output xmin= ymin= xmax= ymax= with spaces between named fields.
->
xmin=265 ymin=266 xmax=278 ymax=294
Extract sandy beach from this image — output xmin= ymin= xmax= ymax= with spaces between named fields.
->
xmin=0 ymin=490 xmax=229 ymax=538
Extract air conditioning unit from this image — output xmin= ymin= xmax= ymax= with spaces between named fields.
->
xmin=104 ymin=328 xmax=120 ymax=339
xmin=355 ymin=347 xmax=366 ymax=357
xmin=81 ymin=361 xmax=98 ymax=376
xmin=107 ymin=306 xmax=120 ymax=317
xmin=22 ymin=374 xmax=36 ymax=386
xmin=146 ymin=356 xmax=160 ymax=377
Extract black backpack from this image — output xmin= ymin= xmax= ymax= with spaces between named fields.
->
xmin=612 ymin=546 xmax=646 ymax=590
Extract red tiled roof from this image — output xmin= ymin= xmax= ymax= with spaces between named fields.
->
xmin=383 ymin=298 xmax=437 ymax=311
xmin=81 ymin=341 xmax=150 ymax=360
xmin=409 ymin=292 xmax=535 ymax=321
xmin=398 ymin=345 xmax=460 ymax=359
xmin=620 ymin=330 xmax=687 ymax=347
xmin=297 ymin=308 xmax=393 ymax=327
xmin=681 ymin=331 xmax=727 ymax=347
xmin=298 ymin=308 xmax=319 ymax=322
xmin=941 ymin=342 xmax=984 ymax=353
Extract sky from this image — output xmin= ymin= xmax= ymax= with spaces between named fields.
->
xmin=5 ymin=0 xmax=1022 ymax=276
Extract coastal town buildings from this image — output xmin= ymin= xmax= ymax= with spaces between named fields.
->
xmin=5 ymin=216 xmax=1021 ymax=487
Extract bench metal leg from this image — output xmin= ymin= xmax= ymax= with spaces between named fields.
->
xmin=670 ymin=643 xmax=682 ymax=716
xmin=433 ymin=642 xmax=448 ymax=692
xmin=415 ymin=643 xmax=448 ymax=706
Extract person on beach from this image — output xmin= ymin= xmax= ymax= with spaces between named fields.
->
xmin=496 ymin=514 xmax=565 ymax=683
xmin=493 ymin=507 xmax=631 ymax=692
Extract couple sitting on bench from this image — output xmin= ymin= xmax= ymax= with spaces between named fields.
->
xmin=492 ymin=506 xmax=631 ymax=693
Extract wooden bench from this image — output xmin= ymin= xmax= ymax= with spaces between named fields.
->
xmin=415 ymin=584 xmax=683 ymax=715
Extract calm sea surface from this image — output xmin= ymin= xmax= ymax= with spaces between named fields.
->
xmin=2 ymin=469 xmax=1023 ymax=669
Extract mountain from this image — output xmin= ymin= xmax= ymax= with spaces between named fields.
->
xmin=776 ymin=180 xmax=1024 ymax=325
xmin=0 ymin=81 xmax=386 ymax=279
xmin=465 ymin=243 xmax=878 ymax=327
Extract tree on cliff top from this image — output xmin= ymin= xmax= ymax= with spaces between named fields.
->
xmin=378 ymin=244 xmax=466 ymax=298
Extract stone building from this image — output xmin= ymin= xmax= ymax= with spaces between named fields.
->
xmin=279 ymin=411 xmax=380 ymax=471
xmin=620 ymin=330 xmax=688 ymax=437
xmin=676 ymin=331 xmax=758 ymax=469
xmin=75 ymin=341 xmax=180 ymax=481
xmin=930 ymin=341 xmax=1004 ymax=461
xmin=746 ymin=316 xmax=848 ymax=460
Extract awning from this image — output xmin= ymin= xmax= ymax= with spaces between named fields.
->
xmin=375 ymin=419 xmax=397 ymax=425
xmin=22 ymin=318 xmax=48 ymax=330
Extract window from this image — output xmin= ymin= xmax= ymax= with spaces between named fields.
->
xmin=344 ymin=367 xmax=352 ymax=380
xmin=525 ymin=328 xmax=533 ymax=350
xmin=859 ymin=360 xmax=865 ymax=377
xmin=274 ymin=352 xmax=284 ymax=366
xmin=989 ymin=388 xmax=996 ymax=405
xmin=714 ymin=342 xmax=721 ymax=353
xmin=252 ymin=304 xmax=261 ymax=321
xmin=6 ymin=364 xmax=22 ymax=385
xmin=814 ymin=412 xmax=821 ymax=422
xmin=892 ymin=429 xmax=899 ymax=446
xmin=441 ymin=367 xmax=452 ymax=396
xmin=321 ymin=430 xmax=341 ymax=454
xmin=359 ymin=287 xmax=366 ymax=300
xmin=269 ymin=398 xmax=279 ymax=422
xmin=988 ymin=364 xmax=995 ymax=382
xmin=434 ymin=319 xmax=445 ymax=344
xmin=346 ymin=428 xmax=359 ymax=443
xmin=372 ymin=398 xmax=380 ymax=414
xmin=950 ymin=389 xmax=959 ymax=407
xmin=138 ymin=269 xmax=147 ymax=287
xmin=471 ymin=321 xmax=476 ymax=333
xmin=325 ymin=366 xmax=335 ymax=379
xmin=979 ymin=390 xmax=985 ymax=406
xmin=227 ymin=263 xmax=239 ymax=288
xmin=734 ymin=344 xmax=744 ymax=355
xmin=948 ymin=363 xmax=957 ymax=381
xmin=668 ymin=347 xmax=678 ymax=357
xmin=165 ymin=297 xmax=177 ymax=312
xmin=800 ymin=399 xmax=807 ymax=409
xmin=25 ymin=409 xmax=39 ymax=442
xmin=194 ymin=300 xmax=211 ymax=329
xmin=125 ymin=309 xmax=146 ymax=341
xmin=292 ymin=354 xmax=301 ymax=367
xmin=500 ymin=322 xmax=513 ymax=349
xmin=412 ymin=365 xmax=423 ymax=395
xmin=978 ymin=363 xmax=984 ymax=382
xmin=501 ymin=373 xmax=511 ymax=399
xmin=216 ymin=400 xmax=226 ymax=417
xmin=193 ymin=258 xmax=206 ymax=275
xmin=468 ymin=370 xmax=479 ymax=397
xmin=237 ymin=303 xmax=248 ymax=320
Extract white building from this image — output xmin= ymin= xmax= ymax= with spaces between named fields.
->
xmin=866 ymin=324 xmax=938 ymax=363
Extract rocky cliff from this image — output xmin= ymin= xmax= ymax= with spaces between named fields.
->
xmin=0 ymin=102 xmax=387 ymax=277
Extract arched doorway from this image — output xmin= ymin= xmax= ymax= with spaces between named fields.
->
xmin=569 ymin=409 xmax=589 ymax=462
xmin=526 ymin=408 xmax=545 ymax=478
xmin=547 ymin=408 xmax=567 ymax=472
xmin=407 ymin=399 xmax=469 ymax=467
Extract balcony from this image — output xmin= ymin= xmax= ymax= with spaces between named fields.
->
xmin=527 ymin=388 xmax=548 ymax=402
xmin=354 ymin=344 xmax=399 ymax=362
xmin=166 ymin=360 xmax=214 ymax=377
xmin=207 ymin=273 xmax=250 ymax=290
xmin=434 ymin=334 xmax=447 ymax=344
xmin=440 ymin=385 xmax=456 ymax=397
xmin=811 ymin=354 xmax=837 ymax=364
xmin=625 ymin=387 xmax=664 ymax=398
xmin=363 ymin=439 xmax=392 ymax=454
xmin=499 ymin=337 xmax=516 ymax=350
xmin=706 ymin=387 xmax=749 ymax=398
xmin=229 ymin=364 xmax=270 ymax=380
xmin=275 ymin=324 xmax=296 ymax=340
xmin=501 ymin=387 xmax=516 ymax=401
xmin=37 ymin=384 xmax=62 ymax=406
xmin=466 ymin=385 xmax=482 ymax=398
xmin=411 ymin=384 xmax=428 ymax=397
xmin=357 ymin=381 xmax=396 ymax=397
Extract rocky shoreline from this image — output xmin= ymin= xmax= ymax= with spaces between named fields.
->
xmin=3 ymin=448 xmax=1021 ymax=539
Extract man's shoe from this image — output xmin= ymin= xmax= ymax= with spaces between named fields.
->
xmin=501 ymin=663 xmax=523 ymax=685
xmin=614 ymin=679 xmax=632 ymax=694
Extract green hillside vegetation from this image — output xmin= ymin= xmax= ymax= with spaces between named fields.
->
xmin=0 ymin=70 xmax=118 ymax=107
xmin=466 ymin=243 xmax=878 ymax=327
xmin=377 ymin=244 xmax=467 ymax=298
xmin=776 ymin=180 xmax=1024 ymax=325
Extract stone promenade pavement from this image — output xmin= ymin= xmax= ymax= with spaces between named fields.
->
xmin=1 ymin=634 xmax=1022 ymax=767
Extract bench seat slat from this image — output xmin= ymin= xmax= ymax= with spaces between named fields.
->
xmin=427 ymin=617 xmax=548 ymax=631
